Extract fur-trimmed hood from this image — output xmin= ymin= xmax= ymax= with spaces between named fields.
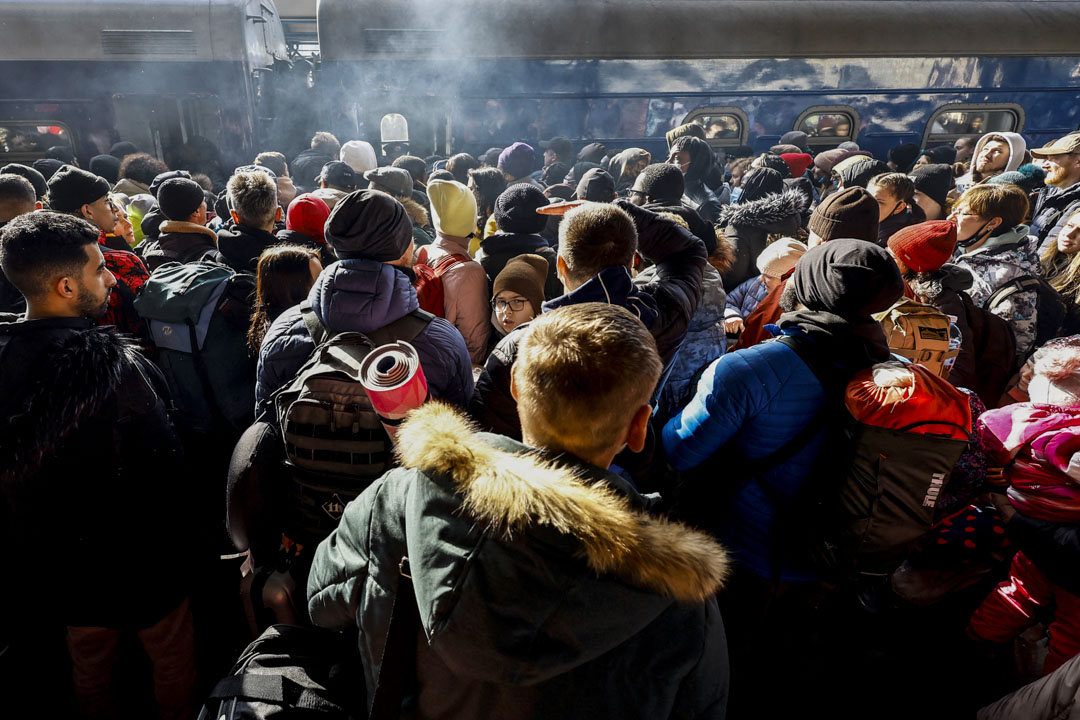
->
xmin=402 ymin=196 xmax=429 ymax=229
xmin=365 ymin=402 xmax=730 ymax=684
xmin=719 ymin=187 xmax=808 ymax=230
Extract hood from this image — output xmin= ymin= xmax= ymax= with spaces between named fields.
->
xmin=216 ymin=224 xmax=278 ymax=273
xmin=719 ymin=188 xmax=807 ymax=230
xmin=158 ymin=220 xmax=218 ymax=245
xmin=394 ymin=403 xmax=730 ymax=684
xmin=307 ymin=258 xmax=418 ymax=334
xmin=542 ymin=265 xmax=659 ymax=329
xmin=970 ymin=131 xmax=1028 ymax=177
xmin=607 ymin=148 xmax=651 ymax=190
xmin=960 ymin=224 xmax=1033 ymax=255
xmin=980 ymin=404 xmax=1080 ymax=479
xmin=671 ymin=136 xmax=716 ymax=186
xmin=908 ymin=262 xmax=974 ymax=302
xmin=401 ymin=197 xmax=429 ymax=229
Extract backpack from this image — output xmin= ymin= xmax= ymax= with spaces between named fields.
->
xmin=412 ymin=246 xmax=471 ymax=317
xmin=197 ymin=624 xmax=365 ymax=720
xmin=272 ymin=301 xmax=433 ymax=549
xmin=985 ymin=275 xmax=1066 ymax=359
xmin=874 ymin=297 xmax=956 ymax=378
xmin=133 ymin=261 xmax=256 ymax=435
xmin=959 ymin=290 xmax=1017 ymax=407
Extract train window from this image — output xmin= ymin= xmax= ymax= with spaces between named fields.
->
xmin=0 ymin=121 xmax=74 ymax=159
xmin=795 ymin=107 xmax=860 ymax=145
xmin=680 ymin=107 xmax=748 ymax=147
xmin=923 ymin=103 xmax=1024 ymax=146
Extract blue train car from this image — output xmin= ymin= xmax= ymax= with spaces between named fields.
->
xmin=316 ymin=0 xmax=1080 ymax=161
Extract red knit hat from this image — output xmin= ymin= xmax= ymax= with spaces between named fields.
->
xmin=780 ymin=152 xmax=814 ymax=178
xmin=886 ymin=220 xmax=958 ymax=273
xmin=286 ymin=193 xmax=332 ymax=244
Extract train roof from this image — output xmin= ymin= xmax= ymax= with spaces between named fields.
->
xmin=0 ymin=0 xmax=287 ymax=63
xmin=318 ymin=0 xmax=1080 ymax=60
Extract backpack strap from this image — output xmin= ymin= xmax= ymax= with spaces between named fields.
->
xmin=300 ymin=300 xmax=330 ymax=346
xmin=985 ymin=276 xmax=1040 ymax=307
xmin=429 ymin=252 xmax=471 ymax=277
xmin=369 ymin=557 xmax=420 ymax=720
xmin=367 ymin=309 xmax=436 ymax=347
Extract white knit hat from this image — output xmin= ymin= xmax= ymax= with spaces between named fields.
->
xmin=1029 ymin=345 xmax=1080 ymax=406
xmin=756 ymin=237 xmax=808 ymax=278
xmin=340 ymin=140 xmax=377 ymax=174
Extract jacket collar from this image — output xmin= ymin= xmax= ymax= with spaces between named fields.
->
xmin=542 ymin=265 xmax=659 ymax=329
xmin=158 ymin=220 xmax=219 ymax=244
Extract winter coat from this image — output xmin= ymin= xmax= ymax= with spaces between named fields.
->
xmin=255 ymin=258 xmax=473 ymax=420
xmin=1006 ymin=514 xmax=1080 ymax=596
xmin=0 ymin=271 xmax=22 ymax=315
xmin=954 ymin=226 xmax=1041 ymax=358
xmin=725 ymin=277 xmax=768 ymax=320
xmin=956 ymin=132 xmax=1028 ymax=194
xmin=311 ymin=187 xmax=348 ymax=211
xmin=907 ymin=264 xmax=979 ymax=393
xmin=643 ymin=199 xmax=719 ymax=256
xmin=470 ymin=201 xmax=706 ymax=439
xmin=718 ymin=189 xmax=807 ymax=291
xmin=402 ymin=197 xmax=434 ymax=245
xmin=0 ymin=317 xmax=190 ymax=629
xmin=217 ymin=223 xmax=279 ymax=274
xmin=607 ymin=148 xmax=651 ymax=192
xmin=418 ymin=236 xmax=491 ymax=365
xmin=307 ymin=403 xmax=731 ymax=720
xmin=978 ymin=648 xmax=1080 ymax=719
xmin=476 ymin=232 xmax=562 ymax=300
xmin=732 ymin=279 xmax=787 ymax=351
xmin=275 ymin=228 xmax=337 ymax=267
xmin=978 ymin=403 xmax=1080 ymax=523
xmin=685 ymin=181 xmax=724 ymax=225
xmin=969 ymin=550 xmax=1080 ymax=676
xmin=662 ymin=333 xmax=828 ymax=581
xmin=1031 ymin=182 xmax=1080 ymax=256
xmin=139 ymin=221 xmax=223 ymax=272
xmin=877 ymin=203 xmax=927 ymax=247
xmin=112 ymin=177 xmax=150 ymax=198
xmin=98 ymin=237 xmax=150 ymax=344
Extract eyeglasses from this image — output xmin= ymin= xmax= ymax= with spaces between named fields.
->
xmin=492 ymin=297 xmax=528 ymax=312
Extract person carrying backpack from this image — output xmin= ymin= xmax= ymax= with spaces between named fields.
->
xmin=255 ymin=189 xmax=473 ymax=420
xmin=414 ymin=178 xmax=490 ymax=365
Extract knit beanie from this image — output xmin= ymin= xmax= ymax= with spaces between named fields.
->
xmin=1 ymin=163 xmax=47 ymax=199
xmin=33 ymin=158 xmax=64 ymax=181
xmin=1029 ymin=346 xmax=1080 ymax=406
xmin=428 ymin=179 xmax=477 ymax=237
xmin=888 ymin=143 xmax=921 ymax=173
xmin=836 ymin=156 xmax=890 ymax=189
xmin=755 ymin=153 xmax=791 ymax=179
xmin=286 ymin=193 xmax=331 ymax=243
xmin=324 ymin=189 xmax=412 ymax=261
xmin=110 ymin=141 xmax=138 ymax=160
xmin=919 ymin=146 xmax=957 ymax=165
xmin=781 ymin=153 xmax=814 ymax=179
xmin=757 ymin=237 xmax=808 ymax=278
xmin=340 ymin=140 xmax=377 ymax=174
xmin=47 ymin=165 xmax=110 ymax=212
xmin=887 ymin=220 xmax=958 ymax=273
xmin=780 ymin=130 xmax=810 ymax=151
xmin=494 ymin=183 xmax=549 ymax=234
xmin=808 ymin=186 xmax=879 ymax=243
xmin=492 ymin=253 xmax=548 ymax=317
xmin=987 ymin=163 xmax=1047 ymax=195
xmin=157 ymin=177 xmax=206 ymax=221
xmin=813 ymin=149 xmax=846 ymax=176
xmin=739 ymin=167 xmax=784 ymax=204
xmin=89 ymin=155 xmax=121 ymax=185
xmin=790 ymin=238 xmax=904 ymax=318
xmin=150 ymin=170 xmax=193 ymax=196
xmin=498 ymin=142 xmax=536 ymax=180
xmin=633 ymin=163 xmax=684 ymax=201
xmin=770 ymin=144 xmax=803 ymax=157
xmin=909 ymin=164 xmax=953 ymax=214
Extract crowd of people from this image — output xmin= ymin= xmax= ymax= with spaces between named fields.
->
xmin=3 ymin=122 xmax=1080 ymax=718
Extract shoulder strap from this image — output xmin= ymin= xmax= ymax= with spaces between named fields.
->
xmin=367 ymin=309 xmax=435 ymax=347
xmin=369 ymin=557 xmax=420 ymax=720
xmin=430 ymin=253 xmax=471 ymax=277
xmin=300 ymin=300 xmax=329 ymax=346
xmin=985 ymin=275 xmax=1041 ymax=307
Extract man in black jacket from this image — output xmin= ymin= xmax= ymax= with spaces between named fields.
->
xmin=139 ymin=176 xmax=223 ymax=271
xmin=216 ymin=169 xmax=281 ymax=273
xmin=470 ymin=200 xmax=706 ymax=439
xmin=0 ymin=212 xmax=196 ymax=719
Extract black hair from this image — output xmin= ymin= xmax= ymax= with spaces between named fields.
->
xmin=447 ymin=153 xmax=479 ymax=185
xmin=0 ymin=173 xmax=38 ymax=213
xmin=0 ymin=211 xmax=99 ymax=298
xmin=467 ymin=166 xmax=508 ymax=216
xmin=118 ymin=153 xmax=169 ymax=186
xmin=392 ymin=155 xmax=427 ymax=183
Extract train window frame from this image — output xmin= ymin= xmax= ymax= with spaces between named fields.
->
xmin=794 ymin=106 xmax=861 ymax=146
xmin=680 ymin=107 xmax=749 ymax=148
xmin=0 ymin=120 xmax=76 ymax=160
xmin=922 ymin=103 xmax=1025 ymax=147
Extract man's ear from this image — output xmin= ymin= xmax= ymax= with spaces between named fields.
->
xmin=275 ymin=206 xmax=283 ymax=223
xmin=55 ymin=274 xmax=77 ymax=299
xmin=79 ymin=204 xmax=93 ymax=221
xmin=509 ymin=365 xmax=519 ymax=403
xmin=556 ymin=254 xmax=569 ymax=286
xmin=624 ymin=403 xmax=653 ymax=454
xmin=230 ymin=209 xmax=241 ymax=225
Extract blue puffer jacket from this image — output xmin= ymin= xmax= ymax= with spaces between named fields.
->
xmin=255 ymin=258 xmax=473 ymax=419
xmin=724 ymin=277 xmax=768 ymax=320
xmin=662 ymin=334 xmax=826 ymax=582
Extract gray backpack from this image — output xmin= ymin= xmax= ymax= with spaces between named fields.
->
xmin=272 ymin=301 xmax=432 ymax=547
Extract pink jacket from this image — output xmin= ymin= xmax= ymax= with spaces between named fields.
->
xmin=978 ymin=403 xmax=1080 ymax=522
xmin=421 ymin=236 xmax=491 ymax=365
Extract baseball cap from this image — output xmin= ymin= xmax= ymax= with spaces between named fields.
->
xmin=540 ymin=136 xmax=573 ymax=158
xmin=320 ymin=161 xmax=358 ymax=190
xmin=1030 ymin=132 xmax=1080 ymax=158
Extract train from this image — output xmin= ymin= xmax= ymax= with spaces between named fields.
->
xmin=3 ymin=0 xmax=1080 ymax=172
xmin=317 ymin=0 xmax=1080 ymax=161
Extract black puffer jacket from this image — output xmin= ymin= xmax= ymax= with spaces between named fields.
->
xmin=719 ymin=188 xmax=807 ymax=290
xmin=470 ymin=201 xmax=706 ymax=438
xmin=0 ymin=317 xmax=190 ymax=629
xmin=217 ymin=223 xmax=279 ymax=274
xmin=643 ymin=200 xmax=719 ymax=255
xmin=672 ymin=136 xmax=725 ymax=224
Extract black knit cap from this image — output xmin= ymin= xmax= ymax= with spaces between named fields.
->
xmin=495 ymin=183 xmax=549 ymax=234
xmin=808 ymin=186 xmax=879 ymax=244
xmin=324 ymin=189 xmax=413 ymax=261
xmin=1 ymin=163 xmax=47 ymax=199
xmin=157 ymin=177 xmax=206 ymax=221
xmin=150 ymin=170 xmax=192 ymax=197
xmin=633 ymin=163 xmax=684 ymax=202
xmin=790 ymin=238 xmax=904 ymax=318
xmin=909 ymin=164 xmax=954 ymax=213
xmin=739 ymin=167 xmax=784 ymax=204
xmin=33 ymin=158 xmax=64 ymax=181
xmin=47 ymin=165 xmax=110 ymax=212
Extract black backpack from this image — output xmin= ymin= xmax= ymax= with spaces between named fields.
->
xmin=985 ymin=275 xmax=1066 ymax=359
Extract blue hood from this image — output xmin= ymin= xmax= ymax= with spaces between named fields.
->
xmin=309 ymin=258 xmax=419 ymax=334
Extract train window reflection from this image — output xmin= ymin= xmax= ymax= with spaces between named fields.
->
xmin=679 ymin=107 xmax=748 ymax=146
xmin=929 ymin=109 xmax=1018 ymax=137
xmin=0 ymin=122 xmax=73 ymax=157
xmin=798 ymin=112 xmax=855 ymax=140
